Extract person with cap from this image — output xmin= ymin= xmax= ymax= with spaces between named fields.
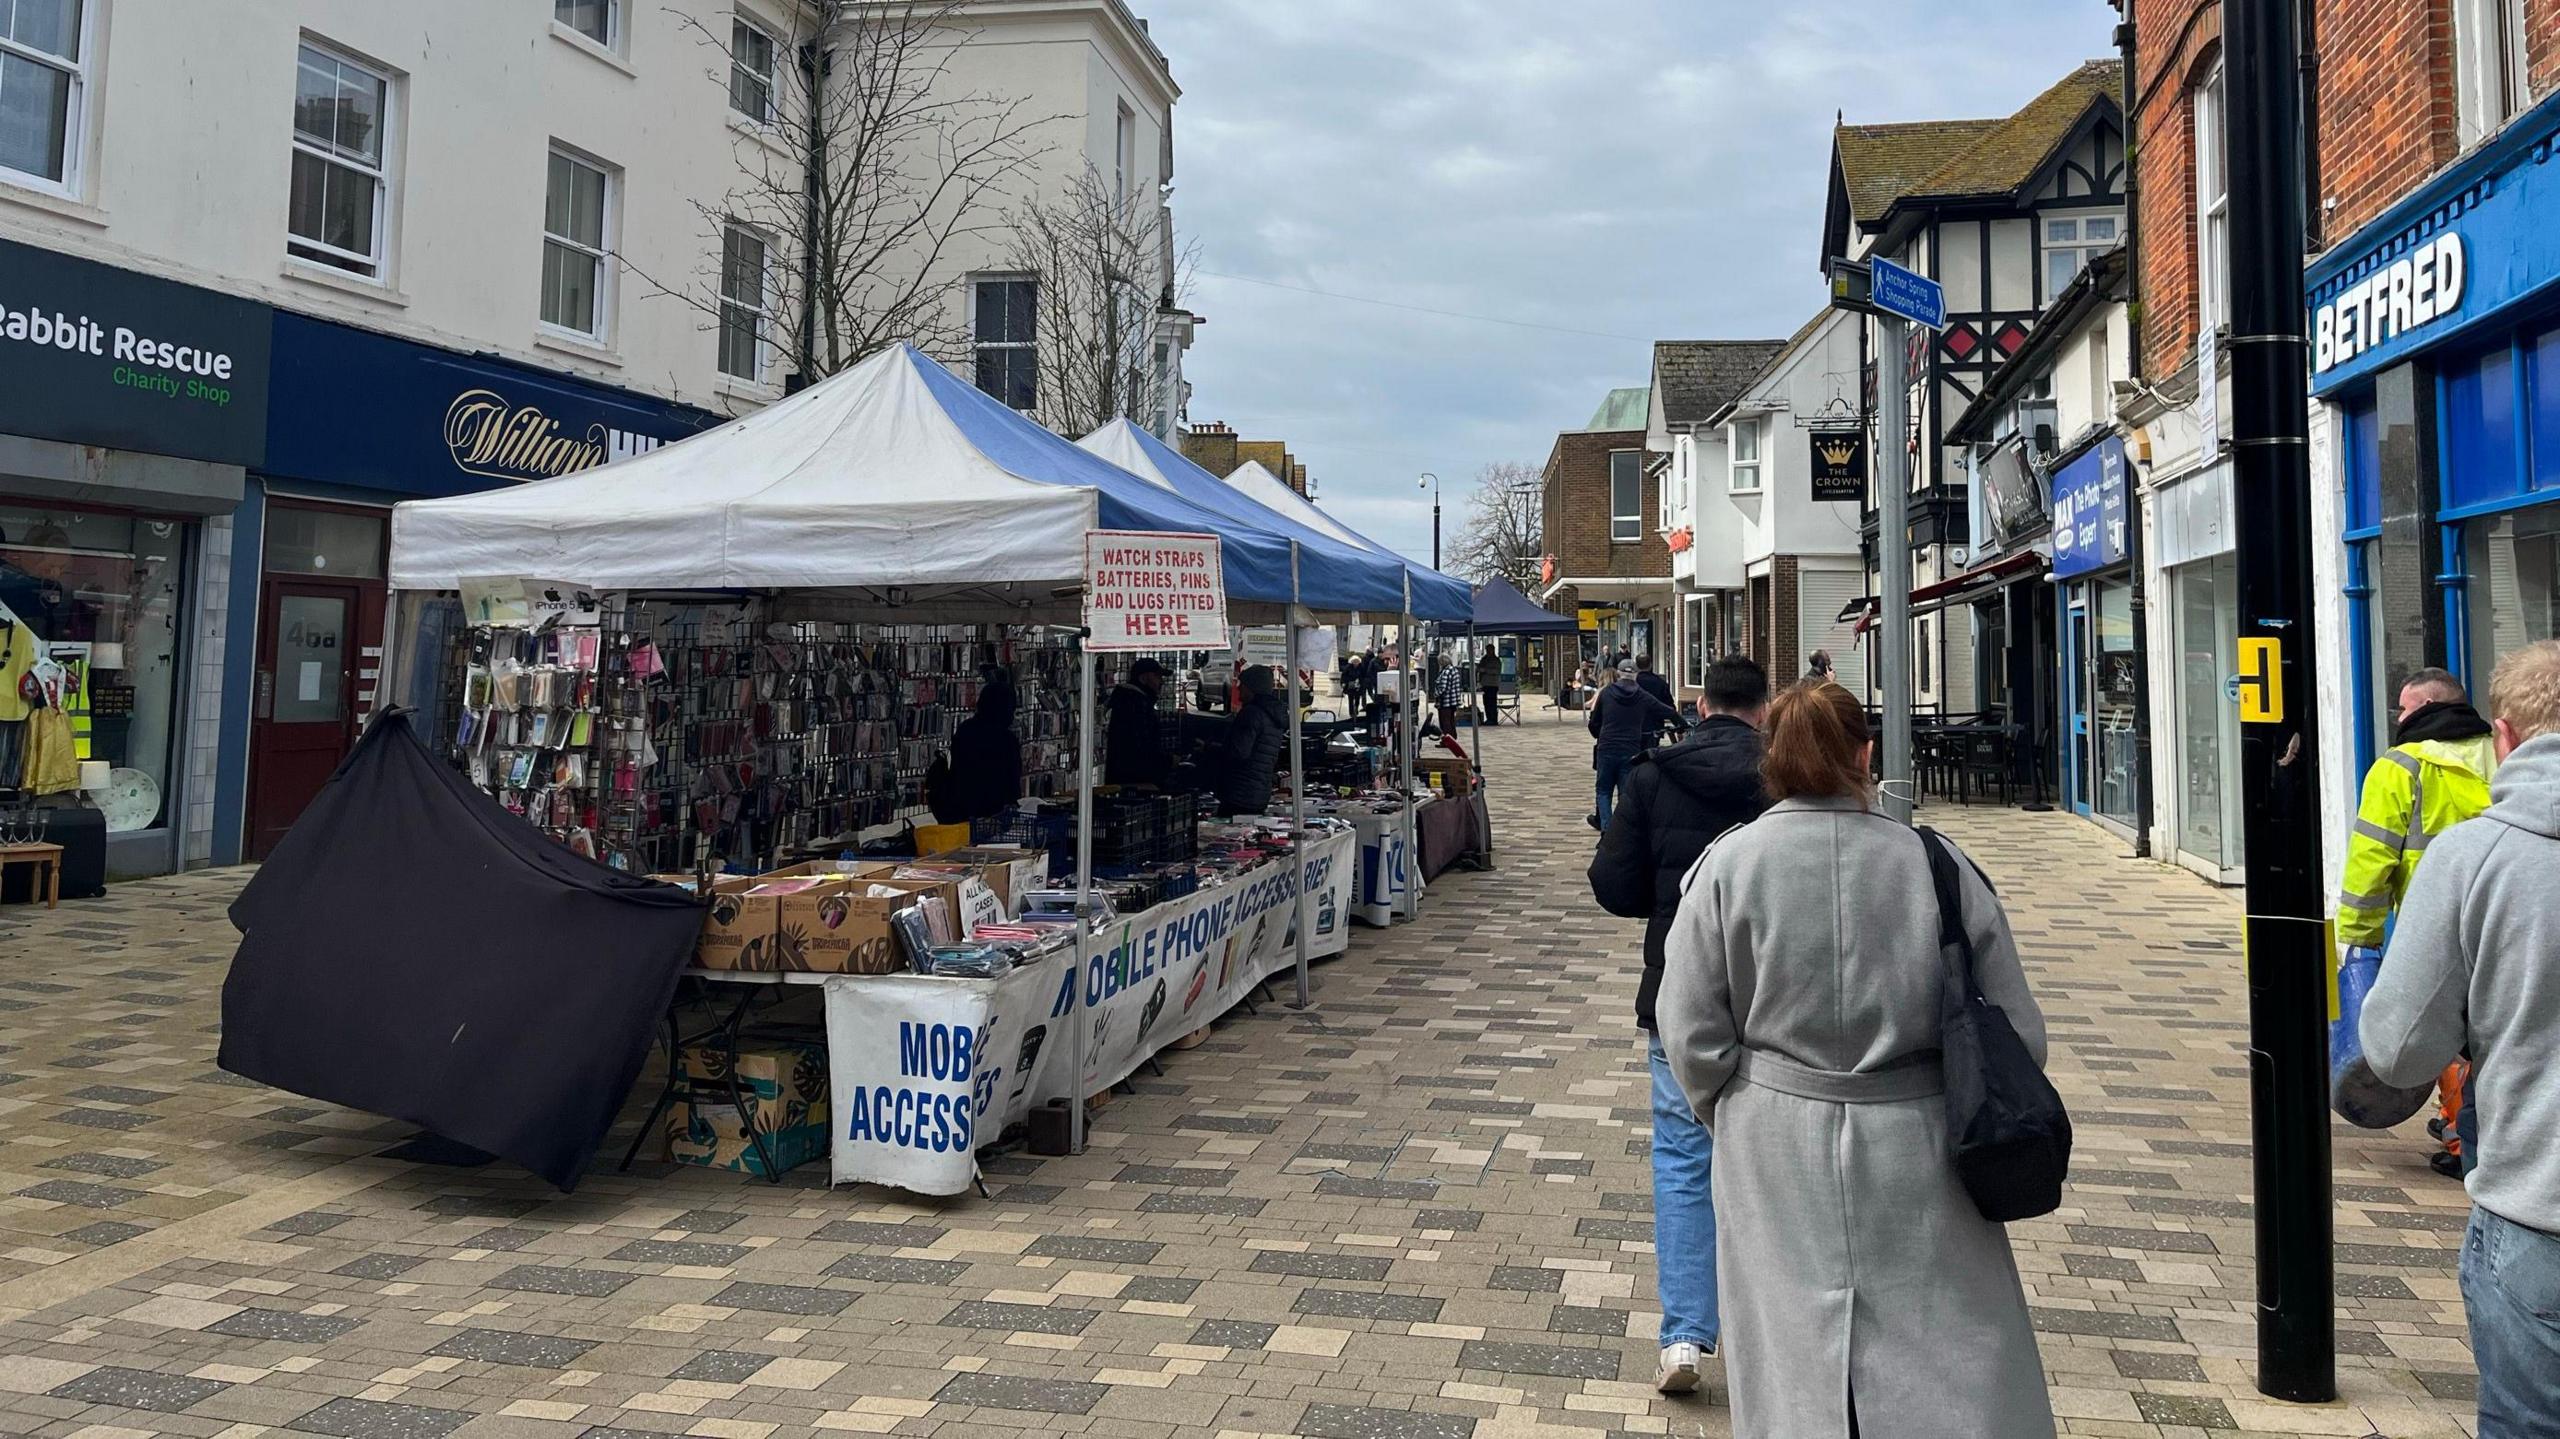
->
xmin=1105 ymin=658 xmax=1173 ymax=789
xmin=1588 ymin=657 xmax=1681 ymax=830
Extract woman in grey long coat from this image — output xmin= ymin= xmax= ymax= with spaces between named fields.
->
xmin=1656 ymin=681 xmax=2054 ymax=1439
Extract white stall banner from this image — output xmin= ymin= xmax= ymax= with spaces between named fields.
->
xmin=1085 ymin=530 xmax=1226 ymax=651
xmin=822 ymin=974 xmax=999 ymax=1196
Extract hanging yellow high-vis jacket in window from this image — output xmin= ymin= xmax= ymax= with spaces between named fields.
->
xmin=2335 ymin=725 xmax=2497 ymax=948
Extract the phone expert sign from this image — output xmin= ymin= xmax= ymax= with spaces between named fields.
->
xmin=1084 ymin=531 xmax=1225 ymax=651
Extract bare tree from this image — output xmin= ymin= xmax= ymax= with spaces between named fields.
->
xmin=1450 ymin=461 xmax=1545 ymax=589
xmin=642 ymin=0 xmax=1060 ymax=390
xmin=998 ymin=162 xmax=1186 ymax=438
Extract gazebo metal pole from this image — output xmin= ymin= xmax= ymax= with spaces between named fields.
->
xmin=1288 ymin=543 xmax=1310 ymax=1009
xmin=1401 ymin=574 xmax=1417 ymax=922
xmin=1069 ymin=637 xmax=1095 ymax=1155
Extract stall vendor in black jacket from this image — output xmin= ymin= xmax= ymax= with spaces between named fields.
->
xmin=1104 ymin=658 xmax=1173 ymax=788
xmin=1219 ymin=664 xmax=1290 ymax=816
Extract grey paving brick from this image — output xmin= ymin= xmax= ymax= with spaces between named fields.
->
xmin=711 ymin=1280 xmax=854 ymax=1315
xmin=607 ymin=1238 xmax=750 ymax=1267
xmin=288 ymin=1395 xmax=475 ymax=1439
xmin=668 ymin=1350 xmax=773 ymax=1383
xmin=1192 ymin=1318 xmax=1278 ymax=1348
xmin=205 ymin=1307 xmax=362 ymax=1343
xmin=1458 ymin=1340 xmax=1622 ymax=1380
xmin=489 ymin=1264 xmax=635 ymax=1297
xmin=427 ymin=1327 xmax=600 ymax=1368
xmin=49 ymin=1364 xmax=230 ymax=1412
xmin=1297 ymin=1402 xmax=1478 ymax=1439
xmin=1023 ymin=1234 xmax=1163 ymax=1264
xmin=934 ymin=1370 xmax=1108 ymax=1414
xmin=810 ymin=1219 xmax=948 ymax=1246
xmin=1293 ymin=1289 xmax=1444 ymax=1323
xmin=943 ymin=1299 xmax=1095 ymax=1334
xmin=823 ymin=1253 xmax=971 ymax=1285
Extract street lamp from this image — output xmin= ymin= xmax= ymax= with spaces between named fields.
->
xmin=1418 ymin=472 xmax=1441 ymax=570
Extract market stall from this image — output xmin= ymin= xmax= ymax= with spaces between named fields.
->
xmin=345 ymin=343 xmax=1421 ymax=1190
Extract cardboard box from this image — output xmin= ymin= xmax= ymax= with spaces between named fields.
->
xmin=689 ymin=874 xmax=964 ymax=974
xmin=667 ymin=1038 xmax=833 ymax=1179
xmin=904 ymin=845 xmax=1050 ymax=915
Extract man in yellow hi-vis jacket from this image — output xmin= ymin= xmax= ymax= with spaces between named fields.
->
xmin=2339 ymin=667 xmax=2496 ymax=1177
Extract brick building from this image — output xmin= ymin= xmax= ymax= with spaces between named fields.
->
xmin=2122 ymin=0 xmax=2560 ymax=892
xmin=1537 ymin=389 xmax=1669 ymax=686
xmin=1181 ymin=421 xmax=1312 ymax=495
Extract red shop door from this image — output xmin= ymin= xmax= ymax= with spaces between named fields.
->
xmin=247 ymin=577 xmax=363 ymax=859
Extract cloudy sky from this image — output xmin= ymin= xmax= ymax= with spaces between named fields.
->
xmin=1145 ymin=0 xmax=2122 ymax=567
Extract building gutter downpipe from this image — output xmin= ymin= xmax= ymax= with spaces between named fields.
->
xmin=2117 ymin=10 xmax=2155 ymax=858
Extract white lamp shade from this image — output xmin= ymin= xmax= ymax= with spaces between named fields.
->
xmin=87 ymin=643 xmax=124 ymax=671
xmin=78 ymin=761 xmax=112 ymax=791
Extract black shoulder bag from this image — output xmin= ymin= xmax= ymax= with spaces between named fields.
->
xmin=1919 ymin=826 xmax=2072 ymax=1223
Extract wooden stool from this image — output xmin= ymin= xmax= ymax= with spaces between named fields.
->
xmin=0 ymin=843 xmax=62 ymax=909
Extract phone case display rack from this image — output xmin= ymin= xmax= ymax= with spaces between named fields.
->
xmin=438 ymin=611 xmax=1080 ymax=875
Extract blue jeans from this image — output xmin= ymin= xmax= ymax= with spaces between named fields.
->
xmin=2465 ymin=1206 xmax=2560 ymax=1436
xmin=1596 ymin=753 xmax=1632 ymax=828
xmin=1649 ymin=1036 xmax=1719 ymax=1350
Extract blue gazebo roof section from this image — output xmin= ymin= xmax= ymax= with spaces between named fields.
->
xmin=1470 ymin=576 xmax=1580 ymax=635
xmin=1217 ymin=461 xmax=1475 ymax=623
xmin=1077 ymin=420 xmax=1412 ymax=616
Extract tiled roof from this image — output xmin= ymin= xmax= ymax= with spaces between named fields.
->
xmin=1651 ymin=340 xmax=1789 ymax=425
xmin=1585 ymin=387 xmax=1652 ymax=432
xmin=1833 ymin=59 xmax=2122 ymax=226
xmin=1835 ymin=120 xmax=2002 ymax=225
xmin=1910 ymin=60 xmax=2123 ymax=200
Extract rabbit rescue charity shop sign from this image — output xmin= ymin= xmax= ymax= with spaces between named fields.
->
xmin=1084 ymin=531 xmax=1225 ymax=650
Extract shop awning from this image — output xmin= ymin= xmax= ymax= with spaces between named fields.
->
xmin=1909 ymin=550 xmax=2046 ymax=611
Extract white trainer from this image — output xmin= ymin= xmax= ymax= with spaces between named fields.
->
xmin=1656 ymin=1341 xmax=1702 ymax=1395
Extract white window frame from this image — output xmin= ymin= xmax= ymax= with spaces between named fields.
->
xmin=286 ymin=38 xmax=396 ymax=283
xmin=717 ymin=222 xmax=772 ymax=383
xmin=2088 ymin=324 xmax=2112 ymax=426
xmin=1728 ymin=418 xmax=1763 ymax=494
xmin=540 ymin=144 xmax=616 ymax=343
xmin=553 ymin=0 xmax=620 ymax=51
xmin=0 ymin=0 xmax=93 ymax=196
xmin=1115 ymin=102 xmax=1136 ymax=202
xmin=971 ymin=273 xmax=1038 ymax=411
xmin=2195 ymin=67 xmax=2229 ymax=334
xmin=729 ymin=13 xmax=778 ymax=125
xmin=1608 ymin=449 xmax=1643 ymax=543
xmin=2041 ymin=211 xmax=2122 ymax=300
xmin=2454 ymin=0 xmax=2531 ymax=148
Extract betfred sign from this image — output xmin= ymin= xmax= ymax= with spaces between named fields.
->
xmin=2313 ymin=232 xmax=2464 ymax=376
xmin=0 ymin=236 xmax=271 ymax=468
xmin=1083 ymin=530 xmax=1226 ymax=651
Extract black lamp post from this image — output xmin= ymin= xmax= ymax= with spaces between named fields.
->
xmin=1419 ymin=472 xmax=1441 ymax=569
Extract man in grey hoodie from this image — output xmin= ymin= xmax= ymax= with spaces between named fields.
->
xmin=2363 ymin=638 xmax=2560 ymax=1431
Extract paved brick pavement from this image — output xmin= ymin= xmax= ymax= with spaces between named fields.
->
xmin=0 ymin=708 xmax=2480 ymax=1438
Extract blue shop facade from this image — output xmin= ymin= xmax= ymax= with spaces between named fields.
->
xmin=218 ymin=313 xmax=721 ymax=864
xmin=2310 ymin=88 xmax=2560 ymax=793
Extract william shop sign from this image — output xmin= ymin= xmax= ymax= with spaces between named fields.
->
xmin=0 ymin=236 xmax=272 ymax=468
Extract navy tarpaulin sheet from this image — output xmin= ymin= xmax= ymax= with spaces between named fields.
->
xmin=219 ymin=709 xmax=704 ymax=1191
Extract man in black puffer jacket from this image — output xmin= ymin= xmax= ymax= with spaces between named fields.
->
xmin=1218 ymin=664 xmax=1290 ymax=815
xmin=1586 ymin=653 xmax=1770 ymax=1393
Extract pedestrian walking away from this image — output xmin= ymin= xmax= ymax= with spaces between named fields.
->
xmin=1635 ymin=655 xmax=1676 ymax=747
xmin=1656 ymin=681 xmax=2056 ymax=1439
xmin=1477 ymin=646 xmax=1504 ymax=728
xmin=2338 ymin=666 xmax=2497 ymax=1178
xmin=1806 ymin=649 xmax=1834 ymax=682
xmin=1587 ymin=655 xmax=1774 ymax=1394
xmin=1432 ymin=646 xmax=1467 ymax=735
xmin=1587 ymin=658 xmax=1680 ymax=831
xmin=2363 ymin=639 xmax=2560 ymax=1435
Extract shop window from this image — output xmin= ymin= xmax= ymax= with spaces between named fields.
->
xmin=729 ymin=14 xmax=777 ymax=124
xmin=2194 ymin=68 xmax=2228 ymax=333
xmin=2466 ymin=508 xmax=2560 ymax=680
xmin=2454 ymin=0 xmax=2529 ymax=149
xmin=1609 ymin=451 xmax=1642 ymax=541
xmin=555 ymin=0 xmax=618 ymax=49
xmin=289 ymin=40 xmax=394 ymax=280
xmin=541 ymin=146 xmax=615 ymax=340
xmin=973 ymin=276 xmax=1037 ymax=410
xmin=1729 ymin=421 xmax=1761 ymax=493
xmin=2043 ymin=212 xmax=2121 ymax=300
xmin=718 ymin=224 xmax=770 ymax=382
xmin=263 ymin=507 xmax=385 ymax=580
xmin=0 ymin=504 xmax=184 ymax=831
xmin=2442 ymin=341 xmax=2519 ymax=513
xmin=2095 ymin=577 xmax=2140 ymax=829
xmin=0 ymin=0 xmax=84 ymax=190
